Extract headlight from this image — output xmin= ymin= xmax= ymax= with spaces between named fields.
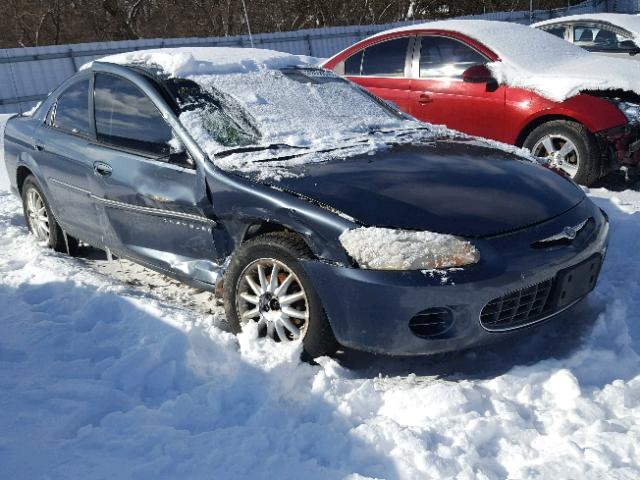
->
xmin=617 ymin=101 xmax=640 ymax=125
xmin=339 ymin=227 xmax=480 ymax=271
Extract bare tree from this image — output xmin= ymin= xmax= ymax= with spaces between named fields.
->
xmin=0 ymin=0 xmax=580 ymax=49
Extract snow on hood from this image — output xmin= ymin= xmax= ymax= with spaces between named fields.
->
xmin=533 ymin=13 xmax=640 ymax=45
xmin=90 ymin=47 xmax=452 ymax=180
xmin=378 ymin=19 xmax=640 ymax=102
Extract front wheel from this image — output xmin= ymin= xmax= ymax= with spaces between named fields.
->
xmin=223 ymin=232 xmax=338 ymax=358
xmin=523 ymin=120 xmax=601 ymax=186
xmin=21 ymin=175 xmax=78 ymax=255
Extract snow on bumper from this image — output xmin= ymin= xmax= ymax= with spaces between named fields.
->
xmin=302 ymin=199 xmax=609 ymax=355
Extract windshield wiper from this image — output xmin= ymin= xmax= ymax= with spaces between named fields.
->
xmin=216 ymin=143 xmax=308 ymax=158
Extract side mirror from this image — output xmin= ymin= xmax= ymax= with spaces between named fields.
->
xmin=462 ymin=65 xmax=496 ymax=84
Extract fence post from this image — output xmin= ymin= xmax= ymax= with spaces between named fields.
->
xmin=68 ymin=48 xmax=78 ymax=72
xmin=306 ymin=35 xmax=313 ymax=56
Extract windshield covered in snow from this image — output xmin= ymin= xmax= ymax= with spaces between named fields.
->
xmin=91 ymin=48 xmax=445 ymax=179
xmin=167 ymin=66 xmax=441 ymax=179
xmin=168 ymin=67 xmax=411 ymax=150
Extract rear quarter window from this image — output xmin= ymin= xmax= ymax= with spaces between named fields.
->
xmin=343 ymin=37 xmax=410 ymax=77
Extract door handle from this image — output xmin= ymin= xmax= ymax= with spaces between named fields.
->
xmin=93 ymin=162 xmax=112 ymax=177
xmin=418 ymin=93 xmax=433 ymax=104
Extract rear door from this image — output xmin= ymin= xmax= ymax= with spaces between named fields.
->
xmin=35 ymin=75 xmax=104 ymax=245
xmin=87 ymin=72 xmax=221 ymax=282
xmin=339 ymin=36 xmax=413 ymax=111
xmin=409 ymin=35 xmax=507 ymax=141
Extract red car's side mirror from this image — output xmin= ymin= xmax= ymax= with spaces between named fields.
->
xmin=462 ymin=65 xmax=495 ymax=84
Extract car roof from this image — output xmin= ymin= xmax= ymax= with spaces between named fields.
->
xmin=356 ymin=19 xmax=586 ymax=64
xmin=85 ymin=47 xmax=319 ymax=78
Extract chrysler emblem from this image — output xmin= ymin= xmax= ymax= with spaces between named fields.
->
xmin=538 ymin=218 xmax=589 ymax=244
xmin=562 ymin=225 xmax=578 ymax=240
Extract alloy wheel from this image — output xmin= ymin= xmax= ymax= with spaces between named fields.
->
xmin=25 ymin=188 xmax=50 ymax=244
xmin=235 ymin=258 xmax=309 ymax=342
xmin=531 ymin=134 xmax=580 ymax=178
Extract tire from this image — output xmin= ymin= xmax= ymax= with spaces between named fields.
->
xmin=21 ymin=175 xmax=78 ymax=255
xmin=223 ymin=232 xmax=339 ymax=359
xmin=523 ymin=120 xmax=601 ymax=186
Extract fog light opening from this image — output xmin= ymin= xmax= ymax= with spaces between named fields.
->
xmin=409 ymin=307 xmax=454 ymax=338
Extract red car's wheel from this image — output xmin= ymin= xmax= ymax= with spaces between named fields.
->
xmin=523 ymin=120 xmax=602 ymax=186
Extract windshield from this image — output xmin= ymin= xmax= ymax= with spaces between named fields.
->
xmin=167 ymin=67 xmax=413 ymax=153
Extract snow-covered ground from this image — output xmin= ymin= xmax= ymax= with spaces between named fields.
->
xmin=1 ymin=145 xmax=640 ymax=478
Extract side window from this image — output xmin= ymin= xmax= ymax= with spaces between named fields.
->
xmin=544 ymin=26 xmax=567 ymax=39
xmin=344 ymin=50 xmax=364 ymax=76
xmin=573 ymin=25 xmax=597 ymax=46
xmin=50 ymin=78 xmax=90 ymax=136
xmin=573 ymin=23 xmax=635 ymax=51
xmin=419 ymin=36 xmax=488 ymax=79
xmin=94 ymin=73 xmax=173 ymax=156
xmin=344 ymin=37 xmax=410 ymax=77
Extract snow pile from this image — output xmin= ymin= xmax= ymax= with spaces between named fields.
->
xmin=339 ymin=227 xmax=479 ymax=270
xmin=533 ymin=13 xmax=640 ymax=47
xmin=0 ymin=185 xmax=640 ymax=478
xmin=382 ymin=19 xmax=640 ymax=102
xmin=92 ymin=47 xmax=318 ymax=77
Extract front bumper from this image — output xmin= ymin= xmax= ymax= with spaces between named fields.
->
xmin=302 ymin=199 xmax=609 ymax=355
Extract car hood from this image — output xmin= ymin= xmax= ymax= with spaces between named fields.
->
xmin=248 ymin=140 xmax=584 ymax=238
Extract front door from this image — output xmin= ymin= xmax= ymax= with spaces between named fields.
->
xmin=409 ymin=35 xmax=506 ymax=142
xmin=88 ymin=72 xmax=222 ymax=284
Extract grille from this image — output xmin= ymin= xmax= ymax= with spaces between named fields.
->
xmin=480 ymin=279 xmax=555 ymax=331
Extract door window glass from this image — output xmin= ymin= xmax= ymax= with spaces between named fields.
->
xmin=419 ymin=36 xmax=487 ymax=78
xmin=573 ymin=23 xmax=634 ymax=51
xmin=544 ymin=26 xmax=566 ymax=39
xmin=344 ymin=37 xmax=410 ymax=76
xmin=344 ymin=50 xmax=364 ymax=75
xmin=51 ymin=78 xmax=90 ymax=136
xmin=94 ymin=73 xmax=172 ymax=156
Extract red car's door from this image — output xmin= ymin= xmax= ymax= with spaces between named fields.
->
xmin=340 ymin=36 xmax=413 ymax=111
xmin=409 ymin=35 xmax=507 ymax=142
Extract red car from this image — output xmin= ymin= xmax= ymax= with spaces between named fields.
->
xmin=324 ymin=19 xmax=640 ymax=185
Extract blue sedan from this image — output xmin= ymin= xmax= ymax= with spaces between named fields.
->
xmin=2 ymin=48 xmax=609 ymax=358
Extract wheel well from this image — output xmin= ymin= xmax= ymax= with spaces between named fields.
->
xmin=16 ymin=166 xmax=33 ymax=194
xmin=515 ymin=115 xmax=582 ymax=147
xmin=242 ymin=222 xmax=316 ymax=257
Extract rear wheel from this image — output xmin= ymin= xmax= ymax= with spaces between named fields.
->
xmin=523 ymin=120 xmax=601 ymax=186
xmin=223 ymin=232 xmax=338 ymax=358
xmin=21 ymin=176 xmax=78 ymax=255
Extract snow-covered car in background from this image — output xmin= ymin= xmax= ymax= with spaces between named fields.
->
xmin=2 ymin=47 xmax=609 ymax=358
xmin=533 ymin=13 xmax=640 ymax=59
xmin=323 ymin=19 xmax=640 ymax=185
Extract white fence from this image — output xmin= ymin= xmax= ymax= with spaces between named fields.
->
xmin=0 ymin=0 xmax=631 ymax=114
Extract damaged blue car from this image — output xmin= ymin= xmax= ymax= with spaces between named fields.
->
xmin=2 ymin=48 xmax=609 ymax=358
